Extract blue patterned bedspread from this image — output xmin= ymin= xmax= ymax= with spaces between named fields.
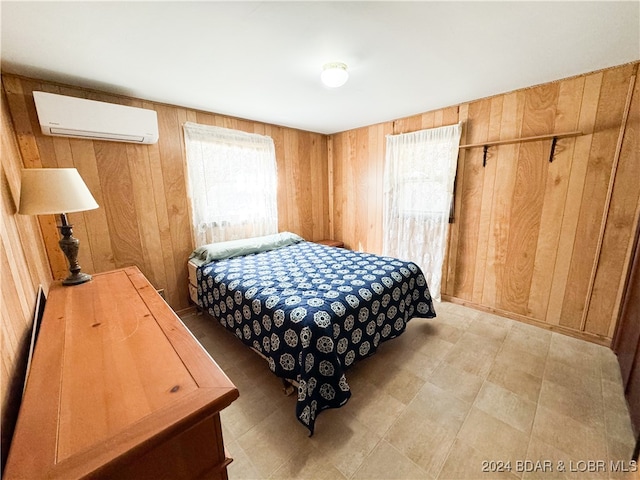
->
xmin=196 ymin=241 xmax=435 ymax=434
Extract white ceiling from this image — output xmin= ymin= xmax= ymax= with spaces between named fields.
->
xmin=2 ymin=2 xmax=639 ymax=135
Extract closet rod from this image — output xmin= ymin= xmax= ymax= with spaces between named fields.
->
xmin=458 ymin=131 xmax=582 ymax=149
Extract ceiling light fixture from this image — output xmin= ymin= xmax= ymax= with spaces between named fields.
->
xmin=321 ymin=62 xmax=349 ymax=88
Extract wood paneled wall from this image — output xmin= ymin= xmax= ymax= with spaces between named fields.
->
xmin=2 ymin=75 xmax=330 ymax=312
xmin=3 ymin=62 xmax=638 ymax=349
xmin=331 ymin=62 xmax=640 ymax=345
xmin=1 ymin=85 xmax=53 ymax=469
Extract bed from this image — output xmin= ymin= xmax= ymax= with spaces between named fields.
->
xmin=188 ymin=233 xmax=436 ymax=434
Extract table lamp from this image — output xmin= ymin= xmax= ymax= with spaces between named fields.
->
xmin=19 ymin=168 xmax=99 ymax=286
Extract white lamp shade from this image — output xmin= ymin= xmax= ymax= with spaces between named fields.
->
xmin=321 ymin=62 xmax=349 ymax=88
xmin=19 ymin=168 xmax=99 ymax=215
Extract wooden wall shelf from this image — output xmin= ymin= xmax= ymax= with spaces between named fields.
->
xmin=458 ymin=131 xmax=583 ymax=149
xmin=459 ymin=131 xmax=583 ymax=167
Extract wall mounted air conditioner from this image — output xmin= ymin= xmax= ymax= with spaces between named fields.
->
xmin=33 ymin=91 xmax=159 ymax=144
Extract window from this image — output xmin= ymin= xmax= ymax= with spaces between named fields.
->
xmin=383 ymin=123 xmax=462 ymax=301
xmin=183 ymin=122 xmax=278 ymax=246
xmin=394 ymin=141 xmax=454 ymax=218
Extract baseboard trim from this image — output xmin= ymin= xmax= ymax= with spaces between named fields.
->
xmin=440 ymin=295 xmax=612 ymax=348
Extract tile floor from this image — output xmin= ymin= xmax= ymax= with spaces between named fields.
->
xmin=181 ymin=301 xmax=638 ymax=480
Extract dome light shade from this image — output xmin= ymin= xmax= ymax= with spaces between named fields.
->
xmin=321 ymin=62 xmax=349 ymax=88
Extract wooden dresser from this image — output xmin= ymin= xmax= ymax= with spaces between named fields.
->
xmin=4 ymin=267 xmax=239 ymax=479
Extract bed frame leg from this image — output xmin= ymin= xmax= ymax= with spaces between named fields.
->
xmin=282 ymin=379 xmax=295 ymax=396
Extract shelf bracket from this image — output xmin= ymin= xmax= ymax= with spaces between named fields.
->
xmin=549 ymin=137 xmax=558 ymax=163
xmin=482 ymin=145 xmax=489 ymax=167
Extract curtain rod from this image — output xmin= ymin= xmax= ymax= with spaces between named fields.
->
xmin=458 ymin=131 xmax=582 ymax=149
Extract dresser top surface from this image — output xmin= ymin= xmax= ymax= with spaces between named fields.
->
xmin=5 ymin=267 xmax=238 ymax=479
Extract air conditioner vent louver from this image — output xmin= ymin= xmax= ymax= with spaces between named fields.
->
xmin=33 ymin=91 xmax=159 ymax=144
xmin=49 ymin=128 xmax=146 ymax=142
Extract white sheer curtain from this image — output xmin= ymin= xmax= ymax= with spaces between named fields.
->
xmin=183 ymin=122 xmax=278 ymax=246
xmin=382 ymin=123 xmax=462 ymax=301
